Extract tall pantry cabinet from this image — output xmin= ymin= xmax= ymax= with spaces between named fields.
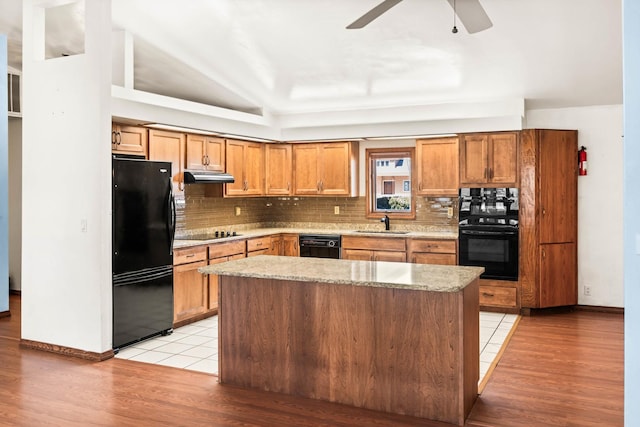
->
xmin=519 ymin=129 xmax=578 ymax=309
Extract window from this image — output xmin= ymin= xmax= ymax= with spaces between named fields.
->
xmin=365 ymin=148 xmax=415 ymax=219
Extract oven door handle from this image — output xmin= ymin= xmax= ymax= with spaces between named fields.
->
xmin=460 ymin=229 xmax=518 ymax=236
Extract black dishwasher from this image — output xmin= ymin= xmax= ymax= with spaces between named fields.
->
xmin=299 ymin=234 xmax=341 ymax=259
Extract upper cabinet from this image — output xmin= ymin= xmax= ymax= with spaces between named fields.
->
xmin=292 ymin=141 xmax=358 ymax=196
xmin=225 ymin=139 xmax=265 ymax=197
xmin=416 ymin=137 xmax=459 ymax=196
xmin=112 ymin=123 xmax=148 ymax=157
xmin=148 ymin=129 xmax=186 ymax=197
xmin=265 ymin=143 xmax=293 ymax=196
xmin=459 ymin=132 xmax=519 ymax=187
xmin=185 ymin=135 xmax=225 ymax=172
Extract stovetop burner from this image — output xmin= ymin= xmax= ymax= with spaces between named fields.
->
xmin=178 ymin=231 xmax=241 ymax=240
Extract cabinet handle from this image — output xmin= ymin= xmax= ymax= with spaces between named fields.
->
xmin=542 ymin=208 xmax=547 ymax=216
xmin=484 ymin=167 xmax=488 ymax=179
xmin=205 ymin=155 xmax=210 ymax=166
xmin=320 ymin=180 xmax=324 ymax=191
xmin=418 ymin=182 xmax=422 ymax=191
xmin=202 ymin=155 xmax=207 ymax=166
xmin=482 ymin=292 xmax=495 ymax=297
xmin=287 ymin=182 xmax=290 ymax=191
xmin=112 ymin=131 xmax=117 ymax=145
xmin=542 ymin=249 xmax=546 ymax=259
xmin=489 ymin=167 xmax=493 ymax=179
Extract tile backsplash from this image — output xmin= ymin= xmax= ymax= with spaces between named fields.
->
xmin=176 ymin=184 xmax=458 ymax=234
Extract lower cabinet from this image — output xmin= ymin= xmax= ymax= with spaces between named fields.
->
xmin=408 ymin=239 xmax=457 ymax=265
xmin=173 ymin=246 xmax=208 ymax=327
xmin=208 ymin=240 xmax=246 ymax=314
xmin=479 ymin=279 xmax=519 ymax=314
xmin=341 ymin=235 xmax=407 ymax=262
xmin=282 ymin=234 xmax=299 ymax=256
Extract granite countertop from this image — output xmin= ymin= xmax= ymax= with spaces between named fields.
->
xmin=174 ymin=227 xmax=458 ymax=249
xmin=199 ymin=255 xmax=483 ymax=292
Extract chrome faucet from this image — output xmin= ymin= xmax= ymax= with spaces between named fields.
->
xmin=381 ymin=215 xmax=390 ymax=231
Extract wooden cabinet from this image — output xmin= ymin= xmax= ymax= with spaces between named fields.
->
xmin=185 ymin=134 xmax=225 ymax=172
xmin=173 ymin=246 xmax=208 ymax=327
xmin=111 ymin=123 xmax=148 ymax=157
xmin=148 ymin=129 xmax=186 ymax=197
xmin=460 ymin=132 xmax=518 ymax=187
xmin=292 ymin=141 xmax=358 ymax=196
xmin=282 ymin=234 xmax=299 ymax=257
xmin=416 ymin=137 xmax=459 ymax=196
xmin=246 ymin=236 xmax=272 ymax=256
xmin=265 ymin=144 xmax=292 ymax=195
xmin=208 ymin=240 xmax=246 ymax=314
xmin=519 ymin=129 xmax=578 ymax=309
xmin=408 ymin=238 xmax=457 ymax=265
xmin=342 ymin=235 xmax=406 ymax=262
xmin=479 ymin=279 xmax=518 ymax=311
xmin=225 ymin=139 xmax=264 ymax=196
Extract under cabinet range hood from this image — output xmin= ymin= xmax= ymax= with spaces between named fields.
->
xmin=183 ymin=170 xmax=235 ymax=184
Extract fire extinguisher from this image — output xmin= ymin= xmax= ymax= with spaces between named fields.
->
xmin=578 ymin=146 xmax=587 ymax=176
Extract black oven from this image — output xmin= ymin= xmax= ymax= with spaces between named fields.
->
xmin=299 ymin=234 xmax=341 ymax=259
xmin=458 ymin=188 xmax=519 ymax=281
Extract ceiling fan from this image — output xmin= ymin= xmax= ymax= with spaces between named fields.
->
xmin=347 ymin=0 xmax=493 ymax=34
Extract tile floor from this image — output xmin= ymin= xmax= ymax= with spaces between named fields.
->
xmin=116 ymin=311 xmax=519 ymax=385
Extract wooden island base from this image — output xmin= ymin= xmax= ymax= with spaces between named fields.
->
xmin=218 ymin=276 xmax=479 ymax=426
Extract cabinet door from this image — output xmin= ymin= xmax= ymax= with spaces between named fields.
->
xmin=225 ymin=140 xmax=246 ymax=196
xmin=282 ymin=234 xmax=299 ymax=256
xmin=293 ymin=144 xmax=320 ymax=195
xmin=539 ymin=243 xmax=577 ymax=307
xmin=488 ymin=133 xmax=518 ymax=185
xmin=416 ymin=137 xmax=459 ymax=196
xmin=374 ymin=251 xmax=406 ymax=262
xmin=149 ymin=129 xmax=185 ymax=197
xmin=173 ymin=260 xmax=208 ymax=323
xmin=204 ymin=137 xmax=226 ymax=172
xmin=244 ymin=142 xmax=265 ymax=195
xmin=342 ymin=249 xmax=374 ymax=261
xmin=269 ymin=235 xmax=283 ymax=255
xmin=460 ymin=134 xmax=488 ymax=185
xmin=265 ymin=144 xmax=292 ymax=195
xmin=185 ymin=134 xmax=207 ymax=171
xmin=112 ymin=124 xmax=148 ymax=156
xmin=319 ymin=142 xmax=351 ymax=195
xmin=538 ymin=130 xmax=578 ymax=244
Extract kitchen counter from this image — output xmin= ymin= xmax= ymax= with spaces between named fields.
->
xmin=202 ymin=255 xmax=480 ymax=425
xmin=199 ymin=255 xmax=481 ymax=292
xmin=174 ymin=227 xmax=458 ymax=249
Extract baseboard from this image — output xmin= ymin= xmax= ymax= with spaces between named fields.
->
xmin=574 ymin=305 xmax=624 ymax=315
xmin=173 ymin=310 xmax=217 ymax=329
xmin=20 ymin=339 xmax=115 ymax=361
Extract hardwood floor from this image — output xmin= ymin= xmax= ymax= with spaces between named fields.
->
xmin=0 ymin=295 xmax=623 ymax=426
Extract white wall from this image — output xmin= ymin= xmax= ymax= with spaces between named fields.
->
xmin=623 ymin=0 xmax=640 ymax=422
xmin=8 ymin=118 xmax=21 ymax=291
xmin=0 ymin=34 xmax=8 ymax=313
xmin=21 ymin=0 xmax=112 ymax=353
xmin=525 ymin=105 xmax=624 ymax=308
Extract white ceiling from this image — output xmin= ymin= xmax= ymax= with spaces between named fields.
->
xmin=0 ymin=0 xmax=623 ymax=120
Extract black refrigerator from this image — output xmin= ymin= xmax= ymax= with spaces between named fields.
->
xmin=112 ymin=157 xmax=176 ymax=350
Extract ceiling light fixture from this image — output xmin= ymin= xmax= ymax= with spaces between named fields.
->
xmin=452 ymin=0 xmax=458 ymax=33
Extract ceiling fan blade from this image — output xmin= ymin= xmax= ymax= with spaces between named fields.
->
xmin=446 ymin=0 xmax=493 ymax=34
xmin=346 ymin=0 xmax=404 ymax=29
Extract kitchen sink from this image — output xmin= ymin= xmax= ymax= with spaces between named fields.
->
xmin=354 ymin=230 xmax=410 ymax=234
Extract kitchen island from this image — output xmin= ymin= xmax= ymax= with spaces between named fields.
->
xmin=199 ymin=256 xmax=483 ymax=426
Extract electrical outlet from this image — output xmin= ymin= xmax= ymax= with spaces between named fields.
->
xmin=584 ymin=285 xmax=592 ymax=296
xmin=234 ymin=206 xmax=241 ymax=216
xmin=447 ymin=207 xmax=454 ymax=218
xmin=334 ymin=206 xmax=340 ymax=215
xmin=80 ymin=219 xmax=87 ymax=233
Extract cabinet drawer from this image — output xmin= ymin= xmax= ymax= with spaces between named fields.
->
xmin=408 ymin=239 xmax=456 ymax=253
xmin=342 ymin=235 xmax=406 ymax=251
xmin=247 ymin=248 xmax=270 ymax=257
xmin=479 ymin=286 xmax=517 ymax=308
xmin=411 ymin=252 xmax=456 ymax=265
xmin=208 ymin=240 xmax=246 ymax=259
xmin=174 ymin=246 xmax=207 ymax=265
xmin=247 ymin=236 xmax=272 ymax=252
